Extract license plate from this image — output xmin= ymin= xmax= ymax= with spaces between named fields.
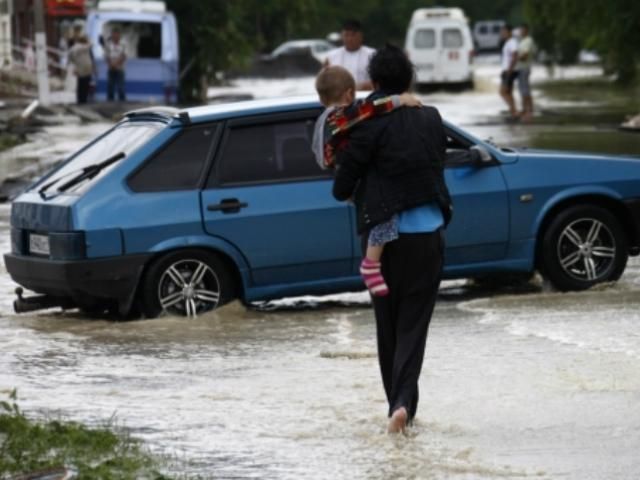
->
xmin=418 ymin=63 xmax=434 ymax=71
xmin=29 ymin=234 xmax=50 ymax=255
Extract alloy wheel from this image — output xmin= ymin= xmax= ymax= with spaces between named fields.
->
xmin=157 ymin=259 xmax=220 ymax=317
xmin=557 ymin=217 xmax=616 ymax=282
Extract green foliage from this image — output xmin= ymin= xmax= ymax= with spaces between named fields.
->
xmin=0 ymin=390 xmax=173 ymax=480
xmin=524 ymin=0 xmax=640 ymax=83
xmin=165 ymin=0 xmax=523 ymax=101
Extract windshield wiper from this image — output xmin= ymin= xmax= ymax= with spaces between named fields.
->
xmin=38 ymin=152 xmax=126 ymax=197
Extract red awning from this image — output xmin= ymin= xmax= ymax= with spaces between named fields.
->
xmin=46 ymin=0 xmax=85 ymax=17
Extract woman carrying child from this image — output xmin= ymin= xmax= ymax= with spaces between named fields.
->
xmin=328 ymin=45 xmax=453 ymax=433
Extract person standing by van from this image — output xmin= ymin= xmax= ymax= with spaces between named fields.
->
xmin=499 ymin=24 xmax=519 ymax=120
xmin=105 ymin=27 xmax=127 ymax=101
xmin=325 ymin=19 xmax=375 ymax=90
xmin=516 ymin=24 xmax=536 ymax=121
xmin=68 ymin=35 xmax=95 ymax=104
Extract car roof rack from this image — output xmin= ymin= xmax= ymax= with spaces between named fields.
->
xmin=123 ymin=106 xmax=191 ymax=124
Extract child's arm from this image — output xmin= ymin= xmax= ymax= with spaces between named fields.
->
xmin=323 ymin=94 xmax=421 ymax=168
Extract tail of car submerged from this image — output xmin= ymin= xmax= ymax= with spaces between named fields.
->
xmin=5 ymin=99 xmax=640 ymax=319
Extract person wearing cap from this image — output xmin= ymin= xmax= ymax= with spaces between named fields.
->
xmin=325 ymin=19 xmax=376 ymax=91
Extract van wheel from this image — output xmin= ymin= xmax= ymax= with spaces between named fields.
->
xmin=539 ymin=205 xmax=628 ymax=291
xmin=139 ymin=249 xmax=235 ymax=318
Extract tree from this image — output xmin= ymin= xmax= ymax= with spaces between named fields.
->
xmin=524 ymin=0 xmax=640 ymax=83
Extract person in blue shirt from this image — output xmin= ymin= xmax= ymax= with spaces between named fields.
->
xmin=333 ymin=44 xmax=452 ymax=434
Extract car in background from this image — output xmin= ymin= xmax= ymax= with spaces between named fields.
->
xmin=264 ymin=39 xmax=334 ymax=64
xmin=473 ymin=20 xmax=505 ymax=51
xmin=5 ymin=98 xmax=640 ymax=318
xmin=405 ymin=7 xmax=475 ymax=89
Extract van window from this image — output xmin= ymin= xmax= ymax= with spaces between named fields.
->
xmin=442 ymin=28 xmax=464 ymax=48
xmin=492 ymin=25 xmax=502 ymax=34
xmin=103 ymin=21 xmax=162 ymax=59
xmin=478 ymin=25 xmax=488 ymax=35
xmin=414 ymin=29 xmax=436 ymax=49
xmin=213 ymin=119 xmax=326 ymax=186
xmin=128 ymin=125 xmax=216 ymax=192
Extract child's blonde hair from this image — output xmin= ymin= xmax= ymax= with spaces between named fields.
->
xmin=315 ymin=66 xmax=356 ymax=105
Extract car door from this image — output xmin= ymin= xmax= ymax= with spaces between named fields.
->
xmin=443 ymin=128 xmax=510 ymax=268
xmin=200 ymin=110 xmax=354 ymax=287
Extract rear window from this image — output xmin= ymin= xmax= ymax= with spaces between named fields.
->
xmin=36 ymin=122 xmax=162 ymax=194
xmin=442 ymin=28 xmax=464 ymax=48
xmin=102 ymin=21 xmax=162 ymax=59
xmin=414 ymin=29 xmax=436 ymax=49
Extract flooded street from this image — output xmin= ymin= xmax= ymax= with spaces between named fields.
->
xmin=1 ymin=58 xmax=640 ymax=479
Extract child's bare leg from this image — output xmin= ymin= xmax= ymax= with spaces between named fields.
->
xmin=365 ymin=244 xmax=384 ymax=262
xmin=360 ymin=243 xmax=389 ymax=297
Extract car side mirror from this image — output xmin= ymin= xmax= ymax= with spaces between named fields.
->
xmin=469 ymin=145 xmax=494 ymax=166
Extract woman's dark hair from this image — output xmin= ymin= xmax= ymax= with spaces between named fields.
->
xmin=367 ymin=44 xmax=414 ymax=94
xmin=342 ymin=19 xmax=363 ymax=32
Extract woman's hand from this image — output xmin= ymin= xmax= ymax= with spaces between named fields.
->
xmin=399 ymin=93 xmax=423 ymax=108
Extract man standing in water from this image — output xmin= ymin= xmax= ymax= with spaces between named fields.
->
xmin=516 ymin=24 xmax=536 ymax=121
xmin=499 ymin=24 xmax=519 ymax=120
xmin=332 ymin=45 xmax=452 ymax=433
xmin=104 ymin=27 xmax=127 ymax=101
xmin=325 ymin=19 xmax=375 ymax=90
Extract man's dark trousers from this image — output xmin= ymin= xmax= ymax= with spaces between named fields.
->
xmin=107 ymin=69 xmax=126 ymax=101
xmin=368 ymin=229 xmax=444 ymax=420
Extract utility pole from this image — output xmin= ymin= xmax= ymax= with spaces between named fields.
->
xmin=33 ymin=0 xmax=50 ymax=105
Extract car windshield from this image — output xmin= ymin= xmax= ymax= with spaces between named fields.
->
xmin=35 ymin=122 xmax=163 ymax=194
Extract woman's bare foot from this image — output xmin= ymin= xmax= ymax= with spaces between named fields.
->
xmin=388 ymin=407 xmax=408 ymax=434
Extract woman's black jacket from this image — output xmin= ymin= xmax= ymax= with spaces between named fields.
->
xmin=332 ymin=102 xmax=453 ymax=234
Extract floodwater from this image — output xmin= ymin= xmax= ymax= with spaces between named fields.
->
xmin=1 ymin=58 xmax=640 ymax=479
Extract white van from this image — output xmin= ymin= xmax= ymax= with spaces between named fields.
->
xmin=86 ymin=0 xmax=179 ymax=103
xmin=405 ymin=8 xmax=474 ymax=89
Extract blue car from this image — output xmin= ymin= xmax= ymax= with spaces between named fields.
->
xmin=5 ymin=98 xmax=640 ymax=318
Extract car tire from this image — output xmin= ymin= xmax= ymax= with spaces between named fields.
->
xmin=540 ymin=205 xmax=628 ymax=291
xmin=139 ymin=249 xmax=235 ymax=318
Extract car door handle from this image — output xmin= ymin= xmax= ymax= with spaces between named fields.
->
xmin=207 ymin=199 xmax=248 ymax=214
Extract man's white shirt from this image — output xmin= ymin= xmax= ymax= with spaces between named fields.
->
xmin=501 ymin=37 xmax=518 ymax=71
xmin=326 ymin=46 xmax=376 ymax=85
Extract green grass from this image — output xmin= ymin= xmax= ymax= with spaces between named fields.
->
xmin=537 ymin=75 xmax=640 ymax=112
xmin=0 ymin=390 xmax=175 ymax=480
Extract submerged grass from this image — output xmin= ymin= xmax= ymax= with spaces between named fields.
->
xmin=0 ymin=389 xmax=175 ymax=480
xmin=538 ymin=75 xmax=640 ymax=113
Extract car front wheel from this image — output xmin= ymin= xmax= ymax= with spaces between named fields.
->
xmin=139 ymin=249 xmax=235 ymax=318
xmin=540 ymin=205 xmax=628 ymax=291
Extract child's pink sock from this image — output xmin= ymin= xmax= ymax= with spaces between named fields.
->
xmin=360 ymin=258 xmax=389 ymax=296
